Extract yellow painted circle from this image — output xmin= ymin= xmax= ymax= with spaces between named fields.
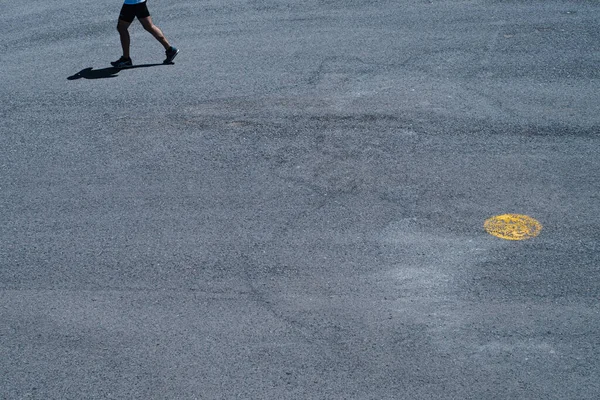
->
xmin=484 ymin=214 xmax=542 ymax=241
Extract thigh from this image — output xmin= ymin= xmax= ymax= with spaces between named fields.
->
xmin=138 ymin=15 xmax=157 ymax=31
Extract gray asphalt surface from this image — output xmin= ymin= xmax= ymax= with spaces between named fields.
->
xmin=1 ymin=0 xmax=599 ymax=399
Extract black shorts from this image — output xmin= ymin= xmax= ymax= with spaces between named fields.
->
xmin=119 ymin=2 xmax=151 ymax=23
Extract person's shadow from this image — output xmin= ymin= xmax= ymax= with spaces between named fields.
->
xmin=68 ymin=63 xmax=172 ymax=80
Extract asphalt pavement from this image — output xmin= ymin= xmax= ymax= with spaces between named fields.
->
xmin=1 ymin=0 xmax=599 ymax=399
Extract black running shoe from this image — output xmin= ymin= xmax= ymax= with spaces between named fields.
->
xmin=164 ymin=47 xmax=179 ymax=64
xmin=111 ymin=56 xmax=133 ymax=69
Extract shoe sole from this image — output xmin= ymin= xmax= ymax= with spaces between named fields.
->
xmin=111 ymin=63 xmax=133 ymax=69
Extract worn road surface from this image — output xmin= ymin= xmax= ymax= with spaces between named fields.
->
xmin=1 ymin=0 xmax=599 ymax=398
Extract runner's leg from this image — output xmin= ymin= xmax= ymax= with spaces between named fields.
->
xmin=139 ymin=16 xmax=171 ymax=50
xmin=117 ymin=20 xmax=132 ymax=59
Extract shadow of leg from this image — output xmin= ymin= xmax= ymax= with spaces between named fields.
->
xmin=68 ymin=67 xmax=120 ymax=80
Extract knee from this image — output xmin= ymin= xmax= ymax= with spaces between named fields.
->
xmin=142 ymin=23 xmax=155 ymax=33
xmin=117 ymin=23 xmax=128 ymax=34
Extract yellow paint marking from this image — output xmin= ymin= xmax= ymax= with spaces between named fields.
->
xmin=484 ymin=214 xmax=542 ymax=241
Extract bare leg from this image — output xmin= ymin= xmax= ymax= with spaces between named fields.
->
xmin=139 ymin=16 xmax=171 ymax=50
xmin=117 ymin=20 xmax=132 ymax=58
